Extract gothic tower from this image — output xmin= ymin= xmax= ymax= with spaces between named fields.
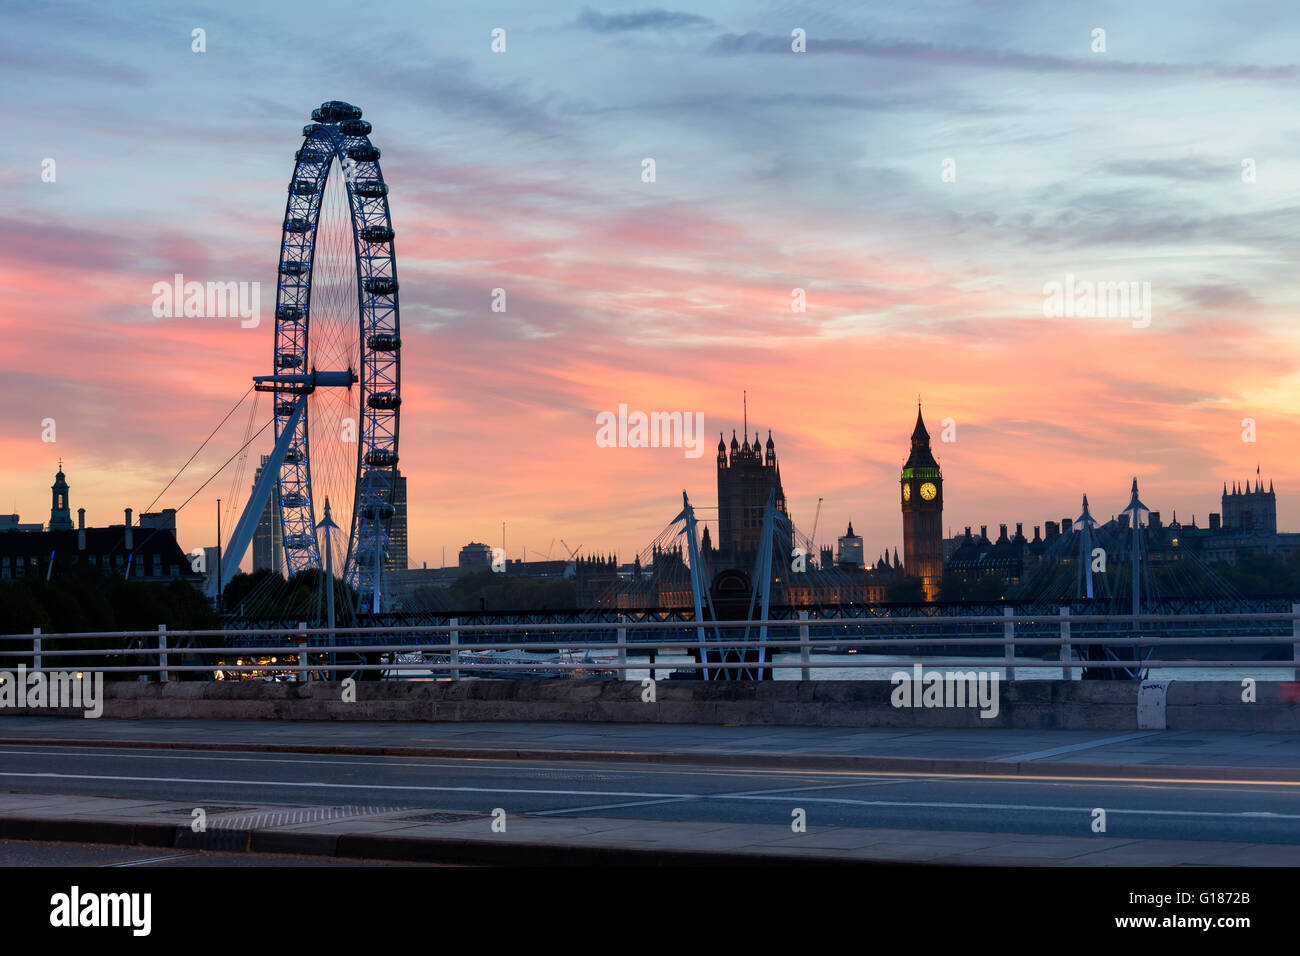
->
xmin=1221 ymin=470 xmax=1276 ymax=533
xmin=900 ymin=405 xmax=943 ymax=600
xmin=715 ymin=413 xmax=787 ymax=574
xmin=49 ymin=463 xmax=73 ymax=531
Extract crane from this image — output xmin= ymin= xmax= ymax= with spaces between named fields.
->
xmin=809 ymin=497 xmax=823 ymax=562
xmin=560 ymin=539 xmax=582 ymax=561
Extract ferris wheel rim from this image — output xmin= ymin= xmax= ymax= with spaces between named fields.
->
xmin=270 ymin=100 xmax=401 ymax=598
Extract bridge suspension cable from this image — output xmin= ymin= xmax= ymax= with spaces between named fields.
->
xmin=140 ymin=385 xmax=254 ymax=518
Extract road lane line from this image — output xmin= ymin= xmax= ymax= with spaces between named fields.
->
xmin=0 ymin=771 xmax=695 ymax=800
xmin=1 ymin=751 xmax=1295 ymax=790
xmin=103 ymin=853 xmax=193 ymax=867
xmin=533 ymin=797 xmax=698 ymax=815
xmin=718 ymin=780 xmax=906 ymax=798
xmin=721 ymin=794 xmax=1300 ymax=820
xmin=999 ymin=731 xmax=1164 ymax=762
xmin=0 ymin=748 xmax=815 ymax=781
xmin=538 ymin=781 xmax=905 ymax=815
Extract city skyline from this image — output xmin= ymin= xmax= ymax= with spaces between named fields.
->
xmin=5 ymin=1 xmax=1300 ymax=567
xmin=6 ymin=427 xmax=1288 ymax=575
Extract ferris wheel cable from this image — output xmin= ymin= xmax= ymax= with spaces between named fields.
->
xmin=227 ymin=569 xmax=295 ymax=617
xmin=162 ymin=414 xmax=276 ymax=604
xmin=174 ymin=417 xmax=275 ymax=516
xmin=140 ymin=385 xmax=254 ymax=516
xmin=223 ymin=393 xmax=261 ymax=548
xmin=122 ymin=388 xmax=258 ymax=565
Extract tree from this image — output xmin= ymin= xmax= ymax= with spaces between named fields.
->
xmin=885 ymin=575 xmax=927 ymax=604
xmin=0 ymin=563 xmax=219 ymax=677
xmin=446 ymin=570 xmax=577 ymax=611
xmin=220 ymin=568 xmax=358 ymax=619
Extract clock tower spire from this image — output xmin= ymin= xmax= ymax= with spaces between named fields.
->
xmin=900 ymin=404 xmax=943 ymax=600
xmin=49 ymin=461 xmax=73 ymax=532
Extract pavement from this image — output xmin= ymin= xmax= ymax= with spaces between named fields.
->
xmin=2 ymin=789 xmax=1297 ymax=866
xmin=0 ymin=838 xmax=427 ymax=866
xmin=0 ymin=717 xmax=1298 ymax=865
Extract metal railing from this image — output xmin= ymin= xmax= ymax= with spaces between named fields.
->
xmin=1 ymin=605 xmax=1298 ymax=680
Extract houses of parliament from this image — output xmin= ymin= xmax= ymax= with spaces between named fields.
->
xmin=699 ymin=404 xmax=944 ymax=603
xmin=574 ymin=405 xmax=937 ymax=607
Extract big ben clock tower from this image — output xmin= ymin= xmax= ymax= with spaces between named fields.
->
xmin=900 ymin=403 xmax=943 ymax=601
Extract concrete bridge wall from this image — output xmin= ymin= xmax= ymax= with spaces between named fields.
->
xmin=8 ymin=679 xmax=1297 ymax=731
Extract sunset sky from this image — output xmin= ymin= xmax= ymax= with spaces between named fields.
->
xmin=5 ymin=0 xmax=1300 ymax=571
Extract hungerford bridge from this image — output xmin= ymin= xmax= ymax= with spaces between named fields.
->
xmin=213 ymin=488 xmax=1300 ymax=683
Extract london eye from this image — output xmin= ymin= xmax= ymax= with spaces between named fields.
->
xmin=248 ymin=100 xmax=402 ymax=608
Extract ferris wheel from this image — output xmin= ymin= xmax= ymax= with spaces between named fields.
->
xmin=237 ymin=100 xmax=402 ymax=608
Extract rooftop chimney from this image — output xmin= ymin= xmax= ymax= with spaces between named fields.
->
xmin=77 ymin=508 xmax=86 ymax=551
xmin=124 ymin=508 xmax=133 ymax=550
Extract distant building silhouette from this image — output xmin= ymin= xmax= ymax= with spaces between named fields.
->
xmin=251 ymin=455 xmax=284 ymax=576
xmin=0 ymin=515 xmax=43 ymax=532
xmin=946 ymin=524 xmax=1029 ymax=589
xmin=459 ymin=541 xmax=492 ymax=573
xmin=384 ymin=470 xmax=407 ymax=572
xmin=1 ymin=467 xmax=199 ymax=584
xmin=49 ymin=464 xmax=73 ymax=531
xmin=837 ymin=521 xmax=864 ymax=568
xmin=1219 ymin=474 xmax=1276 ymax=534
xmin=944 ymin=471 xmax=1300 ymax=597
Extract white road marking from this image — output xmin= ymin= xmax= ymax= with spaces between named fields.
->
xmin=0 ymin=748 xmax=815 ymax=781
xmin=0 ymin=771 xmax=695 ymax=800
xmin=718 ymin=780 xmax=905 ymax=798
xmin=999 ymin=731 xmax=1164 ymax=762
xmin=102 ymin=853 xmax=193 ymax=867
xmin=2 ymin=769 xmax=1292 ymax=823
xmin=536 ymin=781 xmax=903 ymax=815
xmin=533 ymin=797 xmax=697 ymax=815
xmin=722 ymin=794 xmax=1300 ymax=820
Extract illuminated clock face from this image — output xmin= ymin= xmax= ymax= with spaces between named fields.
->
xmin=902 ymin=484 xmax=911 ymax=501
xmin=920 ymin=482 xmax=937 ymax=501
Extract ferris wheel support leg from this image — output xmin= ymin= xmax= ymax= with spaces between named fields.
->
xmin=219 ymin=395 xmax=307 ymax=595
